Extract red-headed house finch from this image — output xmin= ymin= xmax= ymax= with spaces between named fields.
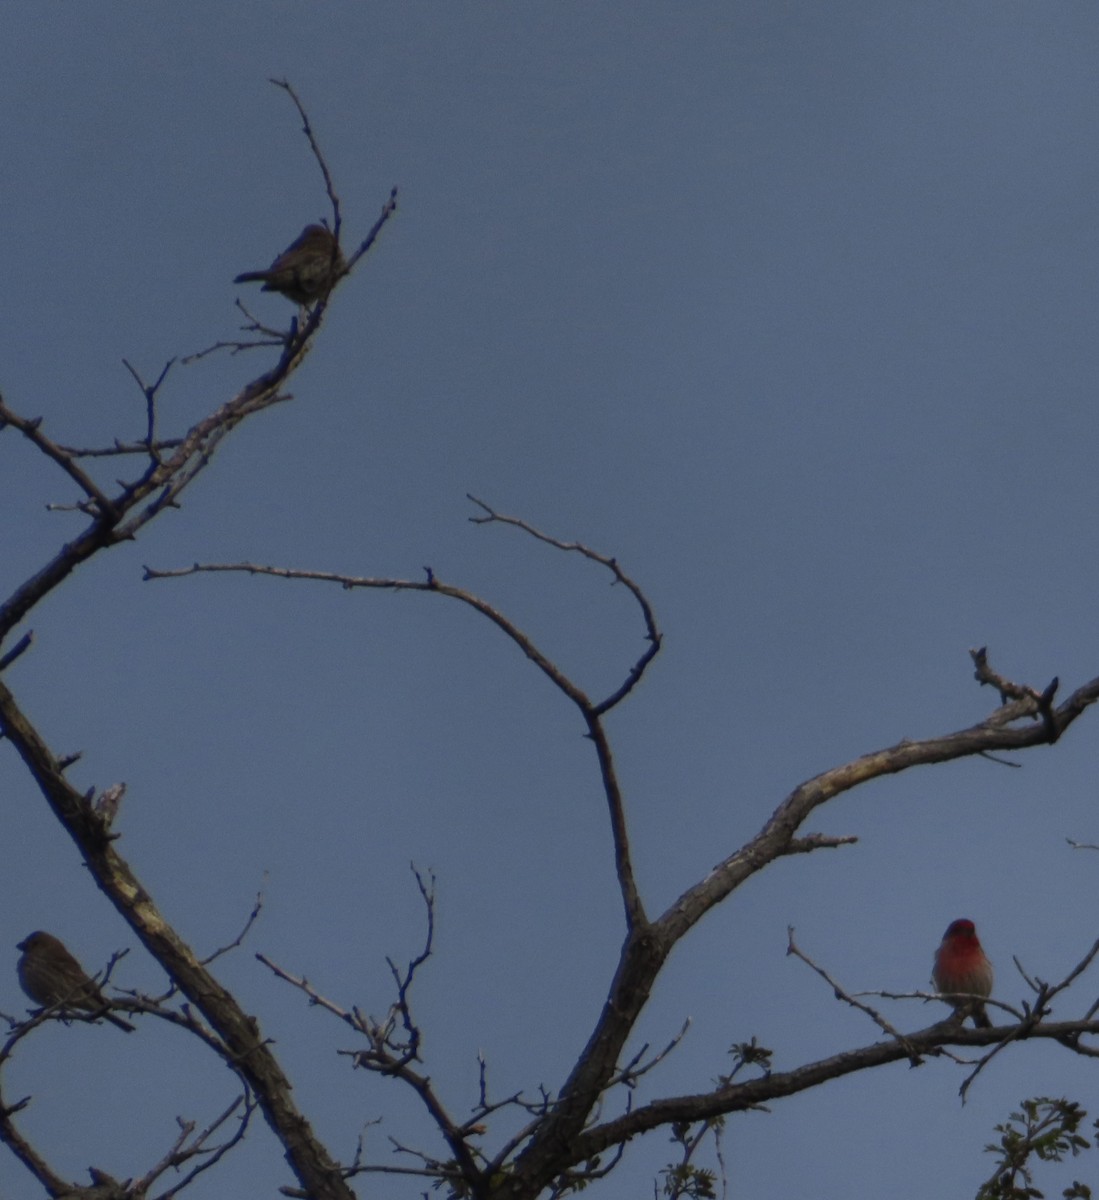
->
xmin=931 ymin=918 xmax=994 ymax=1028
xmin=16 ymin=931 xmax=134 ymax=1033
xmin=233 ymin=224 xmax=346 ymax=305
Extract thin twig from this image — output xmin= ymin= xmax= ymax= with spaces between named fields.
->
xmin=201 ymin=889 xmax=266 ymax=966
xmin=0 ymin=632 xmax=34 ymax=672
xmin=787 ymin=927 xmax=921 ymax=1061
xmin=0 ymin=397 xmax=117 ymax=518
xmin=466 ymin=494 xmax=662 ymax=715
xmin=271 ymin=79 xmax=342 ymax=232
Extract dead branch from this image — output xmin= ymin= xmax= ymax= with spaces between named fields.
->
xmin=269 ymin=79 xmax=342 ymax=235
xmin=787 ymin=927 xmax=921 ymax=1060
xmin=143 ymin=537 xmax=650 ymax=933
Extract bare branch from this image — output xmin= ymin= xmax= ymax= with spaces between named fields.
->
xmin=143 ymin=551 xmax=649 ymax=933
xmin=0 ymin=1015 xmax=83 ymax=1196
xmin=181 ymin=333 xmax=282 ymax=363
xmin=1039 ymin=934 xmax=1099 ymax=1005
xmin=784 ymin=832 xmax=858 ymax=855
xmin=859 ymin=988 xmax=1023 ymax=1027
xmin=0 ymin=361 xmax=296 ymax=643
xmin=975 ymin=749 xmax=1023 ymax=767
xmin=201 ymin=889 xmax=266 ymax=966
xmin=255 ymin=953 xmax=361 ymax=1029
xmin=122 ymin=355 xmax=174 ymax=461
xmin=386 ymin=864 xmax=436 ymax=1059
xmin=353 ymin=1055 xmax=483 ymax=1192
xmin=344 ymin=187 xmax=399 ymax=275
xmin=0 ymin=631 xmax=34 ymax=672
xmin=141 ymin=1093 xmax=254 ymax=1200
xmin=270 ymin=79 xmax=342 ymax=232
xmin=56 ymin=437 xmax=185 ymax=459
xmin=261 ymin=867 xmax=491 ymax=1193
xmin=0 ymin=396 xmax=117 ymax=518
xmin=605 ymin=1019 xmax=690 ymax=1091
xmin=787 ymin=927 xmax=921 ymax=1060
xmin=143 ymin=559 xmax=589 ymax=699
xmin=970 ymin=646 xmax=1061 ymax=740
xmin=466 ymin=493 xmax=662 ymax=715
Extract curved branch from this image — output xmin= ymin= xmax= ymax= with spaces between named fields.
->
xmin=152 ymin=498 xmax=660 ymax=932
xmin=466 ymin=494 xmax=662 ymax=714
xmin=270 ymin=78 xmax=343 ymax=233
xmin=142 ymin=554 xmax=650 ymax=932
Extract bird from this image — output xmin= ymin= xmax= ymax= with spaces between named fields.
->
xmin=931 ymin=918 xmax=993 ymax=1028
xmin=233 ymin=224 xmax=346 ymax=305
xmin=16 ymin=931 xmax=135 ymax=1032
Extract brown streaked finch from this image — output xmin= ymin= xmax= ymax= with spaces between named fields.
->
xmin=16 ymin=931 xmax=135 ymax=1033
xmin=233 ymin=223 xmax=346 ymax=305
xmin=931 ymin=918 xmax=993 ymax=1028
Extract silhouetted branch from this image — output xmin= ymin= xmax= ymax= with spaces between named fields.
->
xmin=0 ymin=631 xmax=33 ymax=672
xmin=136 ymin=1093 xmax=254 ymax=1199
xmin=201 ymin=891 xmax=266 ymax=966
xmin=270 ymin=79 xmax=342 ymax=236
xmin=121 ymin=355 xmax=174 ymax=461
xmin=0 ymin=397 xmax=117 ymax=518
xmin=787 ymin=927 xmax=920 ymax=1059
xmin=466 ymin=493 xmax=662 ymax=715
xmin=144 ymin=538 xmax=650 ymax=932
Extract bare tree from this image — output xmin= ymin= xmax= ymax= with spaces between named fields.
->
xmin=3 ymin=87 xmax=1099 ymax=1200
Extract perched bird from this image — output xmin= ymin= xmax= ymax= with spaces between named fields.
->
xmin=16 ymin=931 xmax=134 ymax=1032
xmin=233 ymin=223 xmax=346 ymax=305
xmin=931 ymin=918 xmax=994 ymax=1028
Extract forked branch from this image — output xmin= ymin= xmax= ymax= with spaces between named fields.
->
xmin=145 ymin=496 xmax=658 ymax=933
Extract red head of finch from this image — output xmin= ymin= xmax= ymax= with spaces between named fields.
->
xmin=931 ymin=918 xmax=993 ymax=1028
xmin=16 ymin=931 xmax=134 ymax=1032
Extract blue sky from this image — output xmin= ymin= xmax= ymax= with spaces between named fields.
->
xmin=3 ymin=4 xmax=1099 ymax=1198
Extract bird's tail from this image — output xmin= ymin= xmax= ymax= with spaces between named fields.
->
xmin=972 ymin=1003 xmax=992 ymax=1029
